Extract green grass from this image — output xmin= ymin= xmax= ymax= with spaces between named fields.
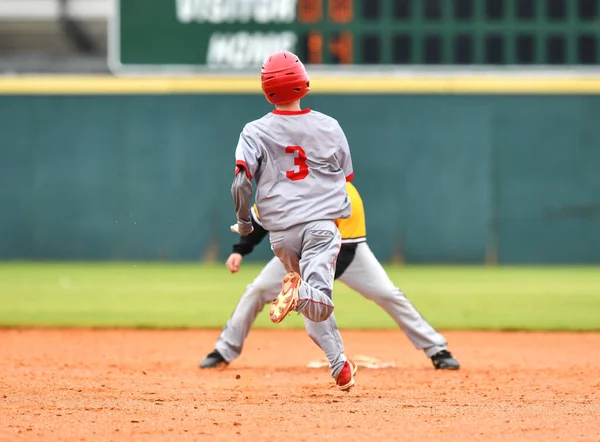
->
xmin=1 ymin=262 xmax=599 ymax=331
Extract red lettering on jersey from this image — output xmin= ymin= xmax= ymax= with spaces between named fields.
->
xmin=285 ymin=146 xmax=309 ymax=181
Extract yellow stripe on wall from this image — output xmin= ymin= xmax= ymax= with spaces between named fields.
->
xmin=0 ymin=77 xmax=260 ymax=95
xmin=3 ymin=75 xmax=600 ymax=94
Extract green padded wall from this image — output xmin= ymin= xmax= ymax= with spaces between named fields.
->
xmin=1 ymin=94 xmax=598 ymax=263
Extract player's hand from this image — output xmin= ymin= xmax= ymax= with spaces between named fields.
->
xmin=230 ymin=219 xmax=254 ymax=236
xmin=226 ymin=253 xmax=243 ymax=273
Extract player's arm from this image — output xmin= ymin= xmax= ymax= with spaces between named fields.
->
xmin=232 ymin=210 xmax=268 ymax=256
xmin=232 ymin=127 xmax=261 ymax=236
xmin=335 ymin=123 xmax=354 ymax=182
xmin=226 ymin=210 xmax=268 ymax=273
xmin=231 ymin=172 xmax=253 ymax=235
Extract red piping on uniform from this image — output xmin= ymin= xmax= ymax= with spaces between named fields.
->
xmin=297 ymin=298 xmax=335 ymax=309
xmin=235 ymin=160 xmax=252 ymax=180
xmin=272 ymin=108 xmax=311 ymax=115
xmin=346 ymin=173 xmax=355 ymax=182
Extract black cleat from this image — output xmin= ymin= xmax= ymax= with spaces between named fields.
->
xmin=200 ymin=350 xmax=228 ymax=369
xmin=431 ymin=350 xmax=460 ymax=370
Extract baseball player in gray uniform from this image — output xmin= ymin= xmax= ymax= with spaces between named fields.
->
xmin=230 ymin=50 xmax=357 ymax=390
xmin=202 ymin=182 xmax=460 ymax=373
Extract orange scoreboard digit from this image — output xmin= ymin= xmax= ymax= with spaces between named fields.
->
xmin=297 ymin=0 xmax=355 ymax=64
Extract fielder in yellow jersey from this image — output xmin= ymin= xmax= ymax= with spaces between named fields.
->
xmin=201 ymin=183 xmax=460 ymax=371
xmin=335 ymin=181 xmax=367 ymax=244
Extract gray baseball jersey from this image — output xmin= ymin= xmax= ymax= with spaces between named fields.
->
xmin=234 ymin=109 xmax=354 ymax=232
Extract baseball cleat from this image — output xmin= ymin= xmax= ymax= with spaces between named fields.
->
xmin=269 ymin=271 xmax=301 ymax=323
xmin=335 ymin=359 xmax=358 ymax=391
xmin=199 ymin=350 xmax=228 ymax=369
xmin=431 ymin=350 xmax=460 ymax=370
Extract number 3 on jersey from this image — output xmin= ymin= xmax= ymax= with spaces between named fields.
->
xmin=285 ymin=145 xmax=309 ymax=181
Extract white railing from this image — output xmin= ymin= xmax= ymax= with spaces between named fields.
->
xmin=0 ymin=0 xmax=111 ymax=20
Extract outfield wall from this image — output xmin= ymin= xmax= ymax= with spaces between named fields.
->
xmin=1 ymin=76 xmax=599 ymax=263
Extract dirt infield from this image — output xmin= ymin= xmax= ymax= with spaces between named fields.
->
xmin=1 ymin=330 xmax=599 ymax=441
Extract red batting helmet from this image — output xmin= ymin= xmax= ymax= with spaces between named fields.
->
xmin=261 ymin=50 xmax=310 ymax=105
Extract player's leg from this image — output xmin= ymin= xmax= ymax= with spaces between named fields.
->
xmin=269 ymin=223 xmax=335 ymax=323
xmin=338 ymin=242 xmax=458 ymax=366
xmin=299 ymin=220 xmax=355 ymax=383
xmin=201 ymin=257 xmax=286 ymax=368
xmin=271 ymin=221 xmax=355 ymax=388
xmin=304 ymin=314 xmax=353 ymax=382
xmin=295 ymin=220 xmax=343 ymax=322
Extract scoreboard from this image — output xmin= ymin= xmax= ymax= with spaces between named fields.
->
xmin=110 ymin=0 xmax=600 ymax=73
xmin=112 ymin=0 xmax=370 ymax=72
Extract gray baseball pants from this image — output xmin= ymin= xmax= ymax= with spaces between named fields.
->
xmin=215 ymin=241 xmax=448 ymax=377
xmin=268 ymin=220 xmax=347 ymax=377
